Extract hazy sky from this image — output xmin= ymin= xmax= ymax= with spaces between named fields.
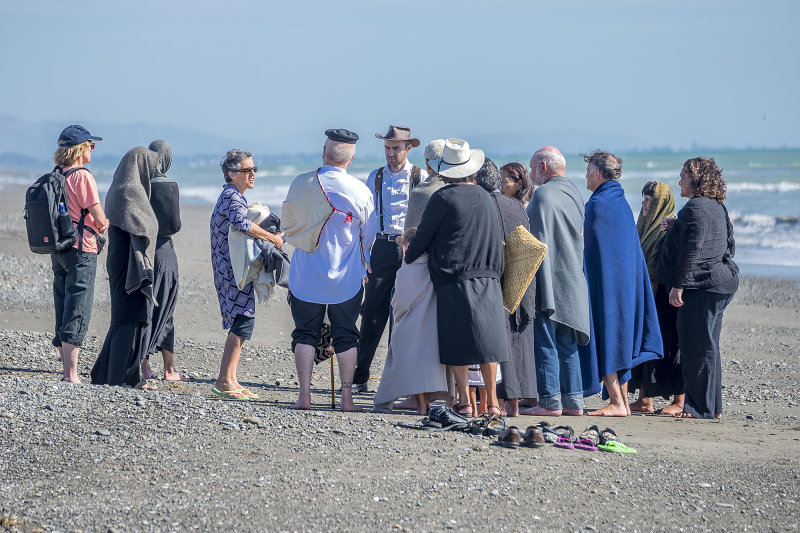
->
xmin=1 ymin=0 xmax=798 ymax=156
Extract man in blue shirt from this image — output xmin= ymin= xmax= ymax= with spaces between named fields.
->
xmin=287 ymin=129 xmax=379 ymax=411
xmin=353 ymin=126 xmax=428 ymax=392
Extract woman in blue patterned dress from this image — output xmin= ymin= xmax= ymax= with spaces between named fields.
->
xmin=210 ymin=149 xmax=283 ymax=400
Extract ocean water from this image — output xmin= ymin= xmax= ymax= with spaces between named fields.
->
xmin=3 ymin=149 xmax=799 ymax=279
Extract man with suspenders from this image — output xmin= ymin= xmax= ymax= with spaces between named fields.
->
xmin=353 ymin=126 xmax=428 ymax=392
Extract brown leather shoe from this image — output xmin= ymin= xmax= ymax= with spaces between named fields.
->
xmin=498 ymin=426 xmax=521 ymax=448
xmin=522 ymin=425 xmax=546 ymax=448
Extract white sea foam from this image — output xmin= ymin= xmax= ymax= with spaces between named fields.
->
xmin=727 ymin=182 xmax=800 ymax=193
xmin=181 ymin=184 xmax=292 ymax=209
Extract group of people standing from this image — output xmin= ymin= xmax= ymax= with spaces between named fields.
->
xmin=49 ymin=125 xmax=185 ymax=390
xmin=46 ymin=122 xmax=738 ymax=421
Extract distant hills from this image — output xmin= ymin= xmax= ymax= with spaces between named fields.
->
xmin=1 ymin=114 xmax=795 ymax=170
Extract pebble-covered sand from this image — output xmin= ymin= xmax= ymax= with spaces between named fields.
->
xmin=1 ymin=195 xmax=799 ymax=532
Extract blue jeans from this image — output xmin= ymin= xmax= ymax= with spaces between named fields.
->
xmin=534 ymin=315 xmax=584 ymax=410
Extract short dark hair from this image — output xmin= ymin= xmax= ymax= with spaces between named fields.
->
xmin=583 ymin=150 xmax=622 ymax=181
xmin=500 ymin=161 xmax=533 ymax=205
xmin=220 ymin=149 xmax=253 ymax=183
xmin=641 ymin=181 xmax=658 ymax=198
xmin=682 ymin=157 xmax=726 ymax=203
xmin=475 ymin=157 xmax=501 ymax=193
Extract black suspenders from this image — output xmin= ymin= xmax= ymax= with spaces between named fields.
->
xmin=374 ymin=165 xmax=421 ymax=234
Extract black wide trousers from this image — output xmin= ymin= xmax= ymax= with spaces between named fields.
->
xmin=354 ymin=237 xmax=403 ymax=384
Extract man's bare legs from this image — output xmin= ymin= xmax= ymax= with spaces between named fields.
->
xmin=291 ymin=345 xmax=361 ymax=411
xmin=657 ymin=393 xmax=685 ymax=416
xmin=290 ymin=343 xmax=314 ymax=409
xmin=589 ymin=372 xmax=629 ymax=417
xmin=60 ymin=342 xmax=81 ymax=383
xmin=334 ymin=347 xmax=361 ymax=412
xmin=214 ymin=332 xmax=250 ymax=398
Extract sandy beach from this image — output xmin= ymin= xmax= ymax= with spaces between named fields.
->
xmin=1 ymin=182 xmax=799 ymax=532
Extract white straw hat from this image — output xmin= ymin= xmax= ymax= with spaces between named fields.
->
xmin=429 ymin=138 xmax=485 ymax=179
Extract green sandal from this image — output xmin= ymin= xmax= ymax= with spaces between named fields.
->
xmin=597 ymin=428 xmax=636 ymax=454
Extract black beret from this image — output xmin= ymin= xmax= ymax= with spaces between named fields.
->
xmin=325 ymin=128 xmax=359 ymax=144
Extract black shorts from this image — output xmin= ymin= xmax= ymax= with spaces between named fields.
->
xmin=230 ymin=314 xmax=255 ymax=340
xmin=289 ymin=288 xmax=362 ymax=353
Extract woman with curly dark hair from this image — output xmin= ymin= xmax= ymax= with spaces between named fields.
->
xmin=499 ymin=162 xmax=533 ymax=205
xmin=657 ymin=157 xmax=738 ymax=419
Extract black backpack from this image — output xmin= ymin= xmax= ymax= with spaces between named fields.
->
xmin=23 ymin=166 xmax=96 ymax=254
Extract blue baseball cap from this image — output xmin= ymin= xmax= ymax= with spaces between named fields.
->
xmin=57 ymin=124 xmax=103 ymax=147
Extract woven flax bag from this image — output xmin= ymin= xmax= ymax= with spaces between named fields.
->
xmin=502 ymin=225 xmax=547 ymax=313
xmin=490 ymin=194 xmax=548 ymax=313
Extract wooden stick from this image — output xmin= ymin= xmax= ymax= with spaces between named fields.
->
xmin=330 ymin=354 xmax=336 ymax=409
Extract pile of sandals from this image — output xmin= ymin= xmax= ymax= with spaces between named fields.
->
xmin=400 ymin=407 xmax=637 ymax=453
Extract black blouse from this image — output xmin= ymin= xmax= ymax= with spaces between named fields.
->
xmin=404 ymin=184 xmax=504 ymax=289
xmin=657 ymin=196 xmax=738 ymax=291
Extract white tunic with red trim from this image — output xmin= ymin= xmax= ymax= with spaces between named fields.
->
xmin=288 ymin=165 xmax=379 ymax=304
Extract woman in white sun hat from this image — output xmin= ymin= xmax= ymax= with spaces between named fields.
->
xmin=404 ymin=138 xmax=509 ymax=417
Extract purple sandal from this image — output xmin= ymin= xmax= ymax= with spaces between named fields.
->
xmin=573 ymin=425 xmax=600 ymax=451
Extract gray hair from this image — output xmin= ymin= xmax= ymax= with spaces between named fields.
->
xmin=583 ymin=150 xmax=622 ymax=181
xmin=220 ymin=149 xmax=253 ymax=183
xmin=323 ymin=139 xmax=355 ymax=166
xmin=424 ymin=139 xmax=446 ymax=161
xmin=475 ymin=157 xmax=500 ymax=192
xmin=534 ymin=148 xmax=566 ymax=172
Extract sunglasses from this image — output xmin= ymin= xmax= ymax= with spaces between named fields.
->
xmin=235 ymin=167 xmax=258 ymax=175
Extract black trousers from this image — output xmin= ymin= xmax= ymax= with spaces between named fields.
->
xmin=354 ymin=237 xmax=403 ymax=384
xmin=677 ymin=289 xmax=734 ymax=419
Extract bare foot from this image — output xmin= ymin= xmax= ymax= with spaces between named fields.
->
xmin=674 ymin=411 xmax=695 ymax=418
xmin=487 ymin=404 xmax=506 ymax=417
xmin=61 ymin=376 xmax=81 ymax=384
xmin=393 ymin=397 xmax=417 ymax=410
xmin=588 ymin=403 xmax=628 ymax=417
xmin=140 ymin=360 xmax=156 ymax=380
xmin=519 ymin=406 xmax=562 ymax=416
xmin=715 ymin=413 xmax=723 ymax=419
xmin=340 ymin=402 xmax=363 ymax=412
xmin=135 ymin=381 xmax=158 ymax=391
xmin=163 ymin=370 xmax=189 ymax=382
xmin=562 ymin=408 xmax=584 ymax=416
xmin=504 ymin=399 xmax=519 ymax=418
xmin=656 ymin=403 xmax=684 ymax=416
xmin=629 ymin=398 xmax=654 ymax=413
xmin=290 ymin=400 xmax=311 ymax=410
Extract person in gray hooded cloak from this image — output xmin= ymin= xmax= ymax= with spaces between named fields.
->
xmin=91 ymin=146 xmax=160 ymax=389
xmin=140 ymin=140 xmax=188 ymax=382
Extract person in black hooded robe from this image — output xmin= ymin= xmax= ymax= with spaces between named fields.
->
xmin=140 ymin=140 xmax=188 ymax=382
xmin=91 ymin=146 xmax=160 ymax=389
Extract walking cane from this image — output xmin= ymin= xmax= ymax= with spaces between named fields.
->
xmin=330 ymin=354 xmax=336 ymax=409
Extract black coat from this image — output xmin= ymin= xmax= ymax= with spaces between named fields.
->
xmin=657 ymin=197 xmax=738 ymax=290
xmin=405 ymin=184 xmax=504 ymax=289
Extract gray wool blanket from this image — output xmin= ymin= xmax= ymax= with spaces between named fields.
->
xmin=404 ymin=173 xmax=446 ymax=230
xmin=105 ymin=146 xmax=160 ymax=297
xmin=526 ymin=176 xmax=591 ymax=345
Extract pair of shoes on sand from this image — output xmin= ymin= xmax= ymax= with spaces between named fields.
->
xmin=551 ymin=425 xmax=636 ymax=453
xmin=497 ymin=425 xmax=547 ymax=448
